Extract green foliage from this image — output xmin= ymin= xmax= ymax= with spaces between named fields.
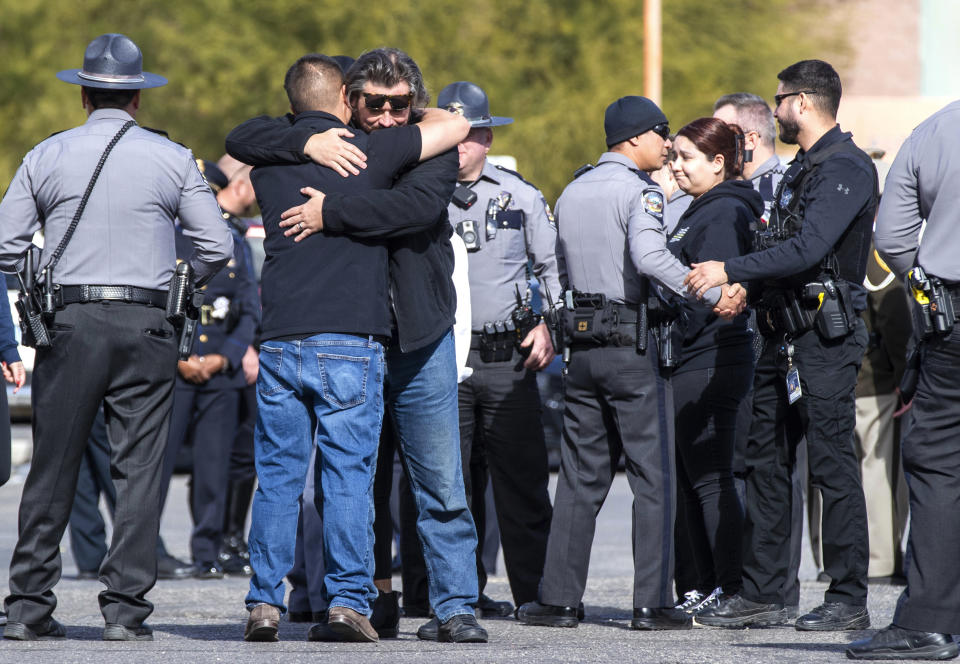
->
xmin=0 ymin=0 xmax=849 ymax=202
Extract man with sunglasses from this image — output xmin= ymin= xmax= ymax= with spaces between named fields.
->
xmin=225 ymin=52 xmax=472 ymax=643
xmin=226 ymin=48 xmax=487 ymax=644
xmin=519 ymin=95 xmax=745 ymax=631
xmin=688 ymin=60 xmax=877 ymax=631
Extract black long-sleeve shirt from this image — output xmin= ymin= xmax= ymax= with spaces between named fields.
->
xmin=225 ymin=115 xmax=457 ymax=352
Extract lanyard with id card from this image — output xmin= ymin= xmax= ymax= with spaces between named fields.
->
xmin=784 ymin=342 xmax=802 ymax=404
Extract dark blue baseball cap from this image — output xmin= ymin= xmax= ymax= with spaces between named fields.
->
xmin=604 ymin=96 xmax=667 ymax=147
xmin=57 ymin=33 xmax=167 ymax=89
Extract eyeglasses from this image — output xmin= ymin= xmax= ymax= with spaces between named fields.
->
xmin=774 ymin=90 xmax=817 ymax=106
xmin=649 ymin=123 xmax=671 ymax=139
xmin=361 ymin=92 xmax=414 ymax=112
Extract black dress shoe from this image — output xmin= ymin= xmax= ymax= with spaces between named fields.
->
xmin=103 ymin=623 xmax=153 ymax=641
xmin=289 ymin=609 xmax=327 ymax=623
xmin=370 ymin=590 xmax=400 ymax=638
xmin=75 ymin=570 xmax=99 ymax=581
xmin=438 ymin=614 xmax=488 ymax=643
xmin=477 ymin=593 xmax=514 ymax=618
xmin=795 ymin=602 xmax=870 ymax=631
xmin=846 ymin=625 xmax=958 ymax=660
xmin=695 ymin=593 xmax=788 ymax=628
xmin=0 ymin=611 xmax=6 ymax=627
xmin=157 ymin=553 xmax=193 ymax=580
xmin=516 ymin=601 xmax=578 ymax=628
xmin=193 ymin=561 xmax=225 ymax=580
xmin=631 ymin=607 xmax=692 ymax=630
xmin=3 ymin=618 xmax=66 ymax=640
xmin=416 ymin=617 xmax=439 ymax=641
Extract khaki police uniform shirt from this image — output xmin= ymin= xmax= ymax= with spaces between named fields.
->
xmin=0 ymin=108 xmax=232 ymax=289
xmin=555 ymin=151 xmax=721 ymax=306
xmin=447 ymin=160 xmax=561 ymax=331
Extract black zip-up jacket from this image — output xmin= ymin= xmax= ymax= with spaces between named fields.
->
xmin=226 ymin=112 xmax=422 ymax=341
xmin=225 ymin=114 xmax=457 ymax=352
xmin=668 ymin=179 xmax=761 ymax=372
xmin=724 ymin=125 xmax=878 ymax=310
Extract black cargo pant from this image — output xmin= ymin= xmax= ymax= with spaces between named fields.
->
xmin=540 ymin=339 xmax=675 ymax=609
xmin=4 ymin=301 xmax=177 ymax=627
xmin=741 ymin=319 xmax=869 ymax=606
xmin=456 ymin=347 xmax=552 ymax=606
xmin=894 ymin=320 xmax=960 ymax=634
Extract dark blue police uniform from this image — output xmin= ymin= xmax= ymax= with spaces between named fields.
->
xmin=162 ymin=220 xmax=259 ymax=575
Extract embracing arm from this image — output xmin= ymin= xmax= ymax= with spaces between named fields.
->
xmin=322 ymin=148 xmax=459 ymax=239
xmin=225 ymin=114 xmax=313 ymax=166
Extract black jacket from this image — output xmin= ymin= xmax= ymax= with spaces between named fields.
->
xmin=724 ymin=125 xmax=878 ymax=309
xmin=668 ymin=179 xmax=761 ymax=372
xmin=226 ymin=111 xmax=422 ymax=341
xmin=225 ymin=114 xmax=457 ymax=352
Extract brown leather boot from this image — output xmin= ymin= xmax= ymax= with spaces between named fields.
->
xmin=327 ymin=606 xmax=378 ymax=642
xmin=244 ymin=603 xmax=280 ymax=642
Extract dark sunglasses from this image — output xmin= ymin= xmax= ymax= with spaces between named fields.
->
xmin=649 ymin=123 xmax=670 ymax=139
xmin=361 ymin=92 xmax=414 ymax=111
xmin=774 ymin=89 xmax=817 ymax=106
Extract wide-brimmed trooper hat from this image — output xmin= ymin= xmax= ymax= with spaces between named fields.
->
xmin=56 ymin=33 xmax=167 ymax=89
xmin=437 ymin=81 xmax=513 ymax=127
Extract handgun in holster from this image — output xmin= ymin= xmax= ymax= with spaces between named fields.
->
xmin=166 ymin=261 xmax=203 ymax=361
xmin=907 ymin=266 xmax=955 ymax=338
xmin=511 ymin=284 xmax=541 ymax=357
xmin=14 ymin=249 xmax=52 ymax=349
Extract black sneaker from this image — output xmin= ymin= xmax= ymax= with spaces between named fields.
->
xmin=516 ymin=601 xmax=579 ymax=628
xmin=695 ymin=593 xmax=788 ymax=628
xmin=846 ymin=625 xmax=958 ymax=660
xmin=3 ymin=618 xmax=66 ymax=640
xmin=438 ymin=614 xmax=487 ymax=643
xmin=795 ymin=602 xmax=870 ymax=631
xmin=103 ymin=623 xmax=153 ymax=641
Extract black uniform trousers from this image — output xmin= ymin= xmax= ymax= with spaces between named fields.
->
xmin=741 ymin=318 xmax=869 ymax=606
xmin=893 ymin=321 xmax=960 ymax=634
xmin=540 ymin=339 xmax=675 ymax=609
xmin=457 ymin=348 xmax=552 ymax=606
xmin=68 ymin=407 xmax=115 ymax=573
xmin=0 ymin=386 xmax=10 ymax=487
xmin=163 ymin=383 xmax=241 ymax=564
xmin=673 ymin=360 xmax=752 ymax=597
xmin=4 ymin=302 xmax=177 ymax=627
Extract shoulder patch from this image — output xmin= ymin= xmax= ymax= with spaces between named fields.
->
xmin=540 ymin=195 xmax=556 ymax=229
xmin=642 ymin=189 xmax=664 ymax=219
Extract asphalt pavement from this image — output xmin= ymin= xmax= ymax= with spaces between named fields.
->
xmin=0 ymin=428 xmax=904 ymax=663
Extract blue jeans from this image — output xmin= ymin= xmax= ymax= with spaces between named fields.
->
xmin=386 ymin=331 xmax=478 ymax=622
xmin=246 ymin=334 xmax=384 ymax=616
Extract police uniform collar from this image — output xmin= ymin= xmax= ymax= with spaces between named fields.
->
xmin=598 ymin=152 xmax=654 ymax=182
xmin=800 ymin=124 xmax=851 ymax=161
xmin=87 ymin=108 xmax=136 ymax=124
xmin=749 ymin=155 xmax=784 ymax=181
xmin=476 ymin=159 xmax=502 ymax=185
